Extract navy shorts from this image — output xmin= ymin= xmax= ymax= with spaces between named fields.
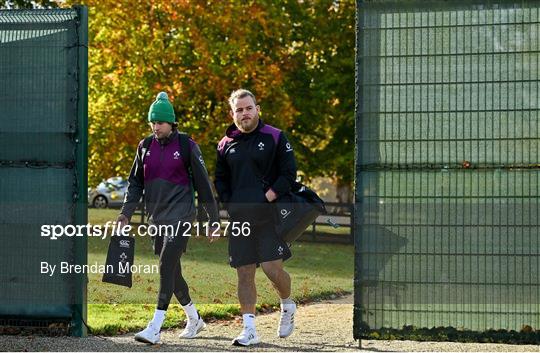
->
xmin=228 ymin=220 xmax=292 ymax=268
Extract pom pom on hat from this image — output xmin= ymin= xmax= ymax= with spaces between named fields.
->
xmin=148 ymin=91 xmax=175 ymax=123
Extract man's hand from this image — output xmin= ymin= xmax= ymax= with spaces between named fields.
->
xmin=116 ymin=214 xmax=129 ymax=228
xmin=265 ymin=188 xmax=278 ymax=202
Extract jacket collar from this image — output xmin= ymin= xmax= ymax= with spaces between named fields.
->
xmin=157 ymin=129 xmax=178 ymax=145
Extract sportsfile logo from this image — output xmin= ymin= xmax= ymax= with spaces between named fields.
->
xmin=41 ymin=221 xmax=253 ymax=240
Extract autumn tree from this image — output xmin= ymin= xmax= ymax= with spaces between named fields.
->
xmin=65 ymin=0 xmax=301 ymax=186
xmin=58 ymin=0 xmax=356 ymax=196
xmin=283 ymin=0 xmax=355 ymax=202
xmin=0 ymin=0 xmax=57 ymax=8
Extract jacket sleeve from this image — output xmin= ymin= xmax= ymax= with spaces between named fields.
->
xmin=270 ymin=132 xmax=297 ymax=197
xmin=120 ymin=140 xmax=145 ymax=220
xmin=190 ymin=142 xmax=220 ymax=224
xmin=214 ymin=145 xmax=232 ymax=205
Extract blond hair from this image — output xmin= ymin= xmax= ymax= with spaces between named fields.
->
xmin=228 ymin=88 xmax=257 ymax=107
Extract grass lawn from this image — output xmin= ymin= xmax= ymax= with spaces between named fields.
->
xmin=87 ymin=208 xmax=354 ymax=335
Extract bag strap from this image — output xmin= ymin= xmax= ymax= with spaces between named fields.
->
xmin=177 ymin=132 xmax=201 ymax=214
xmin=141 ymin=135 xmax=153 ymax=161
xmin=179 ymin=132 xmax=208 ymax=221
xmin=177 ymin=132 xmax=192 ymax=177
xmin=244 ymin=133 xmax=302 ymax=192
xmin=244 ymin=137 xmax=278 ymax=189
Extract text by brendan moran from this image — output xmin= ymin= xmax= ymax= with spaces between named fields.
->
xmin=40 ymin=261 xmax=158 ymax=276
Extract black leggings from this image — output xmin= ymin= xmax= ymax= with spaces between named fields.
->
xmin=156 ymin=230 xmax=191 ymax=310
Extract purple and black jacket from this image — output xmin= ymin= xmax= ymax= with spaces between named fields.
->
xmin=214 ymin=120 xmax=297 ymax=221
xmin=121 ymin=130 xmax=219 ymax=226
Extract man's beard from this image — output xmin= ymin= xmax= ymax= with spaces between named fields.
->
xmin=240 ymin=117 xmax=257 ymax=132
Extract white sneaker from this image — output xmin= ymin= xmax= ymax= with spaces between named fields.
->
xmin=134 ymin=323 xmax=161 ymax=344
xmin=179 ymin=317 xmax=206 ymax=338
xmin=278 ymin=302 xmax=296 ymax=338
xmin=232 ymin=327 xmax=260 ymax=346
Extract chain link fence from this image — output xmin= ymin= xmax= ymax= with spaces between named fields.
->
xmin=354 ymin=0 xmax=539 ymax=342
xmin=0 ymin=7 xmax=88 ymax=336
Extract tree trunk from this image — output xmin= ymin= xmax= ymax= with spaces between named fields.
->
xmin=335 ymin=177 xmax=353 ymax=214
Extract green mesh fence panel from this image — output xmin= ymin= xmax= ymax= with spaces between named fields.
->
xmin=0 ymin=8 xmax=88 ymax=336
xmin=354 ymin=0 xmax=540 ymax=340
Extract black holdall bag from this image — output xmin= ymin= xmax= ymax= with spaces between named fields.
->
xmin=273 ymin=181 xmax=326 ymax=243
xmin=246 ymin=137 xmax=327 ymax=243
xmin=102 ymin=235 xmax=135 ymax=288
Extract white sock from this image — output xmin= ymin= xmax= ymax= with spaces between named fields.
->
xmin=150 ymin=309 xmax=166 ymax=330
xmin=182 ymin=302 xmax=199 ymax=322
xmin=280 ymin=297 xmax=294 ymax=306
xmin=242 ymin=313 xmax=256 ymax=329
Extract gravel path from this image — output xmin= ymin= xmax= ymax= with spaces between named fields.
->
xmin=1 ymin=295 xmax=538 ymax=352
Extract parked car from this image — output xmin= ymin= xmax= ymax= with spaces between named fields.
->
xmin=88 ymin=176 xmax=128 ymax=208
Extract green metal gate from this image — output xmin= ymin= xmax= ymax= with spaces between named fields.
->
xmin=355 ymin=0 xmax=539 ymax=342
xmin=0 ymin=7 xmax=88 ymax=336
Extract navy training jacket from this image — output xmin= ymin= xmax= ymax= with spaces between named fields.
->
xmin=214 ymin=120 xmax=297 ymax=222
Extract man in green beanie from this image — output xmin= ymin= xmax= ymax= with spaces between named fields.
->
xmin=117 ymin=92 xmax=220 ymax=344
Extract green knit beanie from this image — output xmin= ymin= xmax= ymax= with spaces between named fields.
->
xmin=148 ymin=92 xmax=175 ymax=123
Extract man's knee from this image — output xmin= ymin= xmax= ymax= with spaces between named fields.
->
xmin=158 ymin=259 xmax=168 ymax=276
xmin=236 ymin=264 xmax=256 ymax=284
xmin=159 ymin=255 xmax=174 ymax=272
xmin=261 ymin=260 xmax=285 ymax=281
